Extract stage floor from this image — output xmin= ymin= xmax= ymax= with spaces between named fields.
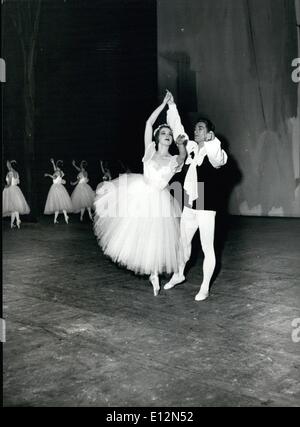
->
xmin=3 ymin=215 xmax=300 ymax=407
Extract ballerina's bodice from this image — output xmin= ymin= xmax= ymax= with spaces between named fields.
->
xmin=53 ymin=175 xmax=63 ymax=184
xmin=142 ymin=142 xmax=181 ymax=190
xmin=6 ymin=172 xmax=19 ymax=186
xmin=78 ymin=172 xmax=88 ymax=184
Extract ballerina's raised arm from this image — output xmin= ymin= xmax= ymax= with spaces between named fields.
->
xmin=72 ymin=160 xmax=81 ymax=172
xmin=144 ymin=91 xmax=172 ymax=150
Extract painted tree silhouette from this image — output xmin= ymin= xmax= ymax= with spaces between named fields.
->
xmin=3 ymin=0 xmax=42 ymax=220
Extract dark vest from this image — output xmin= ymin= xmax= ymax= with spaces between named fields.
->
xmin=181 ymin=156 xmax=222 ymax=211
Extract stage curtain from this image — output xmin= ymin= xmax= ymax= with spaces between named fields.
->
xmin=158 ymin=0 xmax=300 ymax=216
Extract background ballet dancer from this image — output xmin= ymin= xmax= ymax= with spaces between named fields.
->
xmin=2 ymin=160 xmax=30 ymax=228
xmin=96 ymin=160 xmax=112 ymax=191
xmin=70 ymin=160 xmax=95 ymax=221
xmin=100 ymin=160 xmax=112 ymax=181
xmin=44 ymin=158 xmax=73 ymax=224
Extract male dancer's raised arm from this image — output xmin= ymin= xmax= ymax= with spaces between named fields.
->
xmin=166 ymin=92 xmax=227 ymax=168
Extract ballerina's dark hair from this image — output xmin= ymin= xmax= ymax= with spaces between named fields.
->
xmin=80 ymin=160 xmax=87 ymax=169
xmin=153 ymin=124 xmax=173 ymax=149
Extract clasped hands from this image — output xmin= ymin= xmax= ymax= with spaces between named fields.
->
xmin=175 ymin=134 xmax=188 ymax=146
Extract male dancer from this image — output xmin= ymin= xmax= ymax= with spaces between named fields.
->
xmin=164 ymin=93 xmax=228 ymax=301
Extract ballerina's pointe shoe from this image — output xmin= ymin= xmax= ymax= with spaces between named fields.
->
xmin=16 ymin=220 xmax=21 ymax=229
xmin=65 ymin=216 xmax=69 ymax=224
xmin=195 ymin=289 xmax=209 ymax=302
xmin=164 ymin=274 xmax=185 ymax=290
xmin=149 ymin=275 xmax=160 ymax=296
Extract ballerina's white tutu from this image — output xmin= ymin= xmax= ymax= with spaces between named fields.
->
xmin=2 ymin=173 xmax=30 ymax=217
xmin=94 ymin=142 xmax=183 ymax=275
xmin=71 ymin=173 xmax=95 ymax=212
xmin=44 ymin=175 xmax=73 ymax=214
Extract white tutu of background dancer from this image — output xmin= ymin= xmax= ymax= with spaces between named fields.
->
xmin=44 ymin=158 xmax=72 ymax=224
xmin=2 ymin=160 xmax=30 ymax=228
xmin=94 ymin=91 xmax=187 ymax=295
xmin=70 ymin=160 xmax=95 ymax=221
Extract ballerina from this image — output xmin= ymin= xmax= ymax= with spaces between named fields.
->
xmin=70 ymin=160 xmax=95 ymax=221
xmin=96 ymin=160 xmax=112 ymax=191
xmin=44 ymin=158 xmax=72 ymax=224
xmin=2 ymin=160 xmax=30 ymax=228
xmin=100 ymin=160 xmax=112 ymax=181
xmin=94 ymin=91 xmax=187 ymax=295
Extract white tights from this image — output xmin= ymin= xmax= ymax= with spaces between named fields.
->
xmin=11 ymin=211 xmax=20 ymax=228
xmin=179 ymin=207 xmax=216 ymax=292
xmin=54 ymin=210 xmax=69 ymax=224
xmin=80 ymin=207 xmax=93 ymax=221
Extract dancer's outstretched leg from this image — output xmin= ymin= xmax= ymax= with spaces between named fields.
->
xmin=80 ymin=208 xmax=85 ymax=221
xmin=164 ymin=207 xmax=198 ymax=290
xmin=149 ymin=273 xmax=160 ymax=296
xmin=195 ymin=211 xmax=216 ymax=301
xmin=54 ymin=211 xmax=59 ymax=224
xmin=63 ymin=210 xmax=69 ymax=224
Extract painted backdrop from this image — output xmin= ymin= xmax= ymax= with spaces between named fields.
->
xmin=158 ymin=0 xmax=300 ymax=216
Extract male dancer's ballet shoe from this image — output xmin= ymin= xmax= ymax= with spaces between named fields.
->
xmin=195 ymin=289 xmax=209 ymax=302
xmin=164 ymin=274 xmax=185 ymax=290
xmin=149 ymin=275 xmax=160 ymax=296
